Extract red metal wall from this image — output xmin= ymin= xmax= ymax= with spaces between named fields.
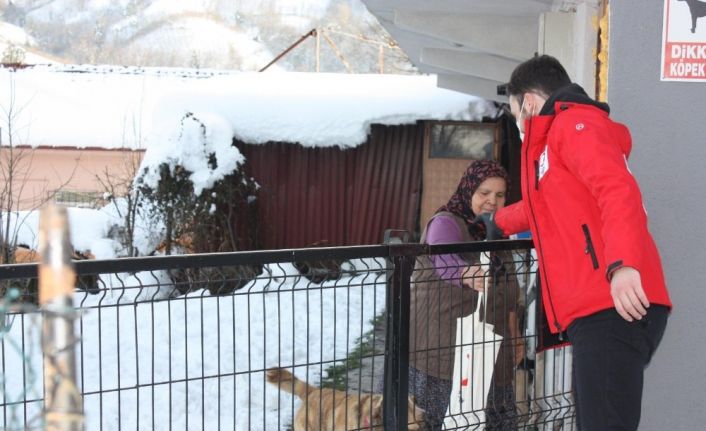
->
xmin=237 ymin=123 xmax=424 ymax=249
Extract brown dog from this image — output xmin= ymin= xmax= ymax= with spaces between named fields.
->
xmin=266 ymin=368 xmax=425 ymax=430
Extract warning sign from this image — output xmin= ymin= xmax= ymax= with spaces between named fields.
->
xmin=662 ymin=0 xmax=706 ymax=81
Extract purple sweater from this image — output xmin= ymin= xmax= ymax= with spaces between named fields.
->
xmin=426 ymin=214 xmax=471 ymax=287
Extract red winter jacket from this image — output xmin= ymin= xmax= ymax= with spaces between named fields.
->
xmin=496 ymin=85 xmax=671 ymax=334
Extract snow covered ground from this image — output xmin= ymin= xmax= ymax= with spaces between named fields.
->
xmin=1 ymin=266 xmax=388 ymax=430
xmin=1 ymin=204 xmax=155 ymax=259
xmin=0 ymin=206 xmax=389 ymax=430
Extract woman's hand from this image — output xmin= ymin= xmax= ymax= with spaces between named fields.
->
xmin=462 ymin=265 xmax=486 ymax=291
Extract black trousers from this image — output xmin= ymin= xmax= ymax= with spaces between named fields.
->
xmin=567 ymin=305 xmax=669 ymax=431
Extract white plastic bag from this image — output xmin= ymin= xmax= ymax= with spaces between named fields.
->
xmin=443 ymin=252 xmax=502 ymax=430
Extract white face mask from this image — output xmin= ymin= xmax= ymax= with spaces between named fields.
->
xmin=516 ymin=97 xmax=527 ymax=142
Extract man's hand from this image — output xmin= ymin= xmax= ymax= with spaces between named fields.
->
xmin=473 ymin=212 xmax=504 ymax=240
xmin=610 ymin=266 xmax=649 ymax=321
xmin=462 ymin=265 xmax=486 ymax=291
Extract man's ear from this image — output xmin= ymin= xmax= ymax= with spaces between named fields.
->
xmin=525 ymin=92 xmax=537 ymax=115
xmin=527 ymin=91 xmax=548 ymax=116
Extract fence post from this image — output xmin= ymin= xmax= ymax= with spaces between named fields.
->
xmin=383 ymin=236 xmax=415 ymax=431
xmin=39 ymin=205 xmax=83 ymax=431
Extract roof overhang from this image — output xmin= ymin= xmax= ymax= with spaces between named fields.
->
xmin=362 ymin=0 xmax=601 ymax=101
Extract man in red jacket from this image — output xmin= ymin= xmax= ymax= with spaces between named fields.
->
xmin=479 ymin=55 xmax=672 ymax=430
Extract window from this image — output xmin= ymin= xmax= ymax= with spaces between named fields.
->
xmin=427 ymin=122 xmax=498 ymax=160
xmin=53 ymin=190 xmax=104 ymax=209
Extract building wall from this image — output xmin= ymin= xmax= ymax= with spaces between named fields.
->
xmin=237 ymin=123 xmax=424 ymax=249
xmin=1 ymin=147 xmax=142 ymax=209
xmin=609 ymin=2 xmax=706 ymax=429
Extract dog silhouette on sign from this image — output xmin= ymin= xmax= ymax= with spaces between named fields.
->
xmin=679 ymin=0 xmax=706 ymax=33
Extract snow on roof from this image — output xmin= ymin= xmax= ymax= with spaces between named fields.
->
xmin=140 ymin=70 xmax=493 ymax=194
xmin=152 ymin=71 xmax=492 ymax=147
xmin=0 ymin=64 xmax=494 ymax=194
xmin=1 ymin=64 xmax=492 ymax=149
xmin=0 ymin=65 xmax=200 ymax=149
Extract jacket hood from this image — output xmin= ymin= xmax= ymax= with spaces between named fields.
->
xmin=539 ymin=83 xmax=610 ymax=116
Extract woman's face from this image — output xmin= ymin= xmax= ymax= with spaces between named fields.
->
xmin=471 ymin=177 xmax=507 ymax=215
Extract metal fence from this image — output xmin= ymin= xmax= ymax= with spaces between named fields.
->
xmin=0 ymin=239 xmax=574 ymax=430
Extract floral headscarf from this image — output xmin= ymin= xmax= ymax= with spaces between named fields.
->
xmin=437 ymin=160 xmax=509 ymax=240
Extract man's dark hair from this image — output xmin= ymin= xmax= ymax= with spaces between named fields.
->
xmin=507 ymin=55 xmax=571 ymax=99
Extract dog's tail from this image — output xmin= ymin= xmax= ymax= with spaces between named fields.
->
xmin=266 ymin=368 xmax=315 ymax=400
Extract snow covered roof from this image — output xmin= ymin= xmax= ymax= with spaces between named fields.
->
xmin=0 ymin=65 xmax=494 ymax=151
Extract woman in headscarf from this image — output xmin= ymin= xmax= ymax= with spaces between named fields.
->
xmin=408 ymin=160 xmax=524 ymax=430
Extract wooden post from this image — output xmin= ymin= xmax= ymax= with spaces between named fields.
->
xmin=259 ymin=29 xmax=317 ymax=72
xmin=316 ymin=29 xmax=321 ymax=72
xmin=39 ymin=204 xmax=83 ymax=431
xmin=379 ymin=45 xmax=384 ymax=73
xmin=321 ymin=30 xmax=353 ymax=73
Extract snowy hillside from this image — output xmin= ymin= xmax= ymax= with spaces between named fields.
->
xmin=0 ymin=21 xmax=59 ymax=64
xmin=111 ymin=14 xmax=278 ymax=71
xmin=0 ymin=21 xmax=35 ymax=46
xmin=1 ymin=0 xmax=409 ymax=73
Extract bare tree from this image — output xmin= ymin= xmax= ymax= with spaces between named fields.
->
xmin=94 ymin=82 xmax=155 ymax=257
xmin=0 ymin=69 xmax=34 ymax=262
xmin=95 ymin=155 xmax=143 ymax=257
xmin=0 ymin=69 xmax=77 ymax=263
xmin=2 ymin=43 xmax=27 ymax=65
xmin=95 ymin=117 xmax=145 ymax=257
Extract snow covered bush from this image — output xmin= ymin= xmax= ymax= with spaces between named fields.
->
xmin=136 ymin=112 xmax=260 ymax=294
